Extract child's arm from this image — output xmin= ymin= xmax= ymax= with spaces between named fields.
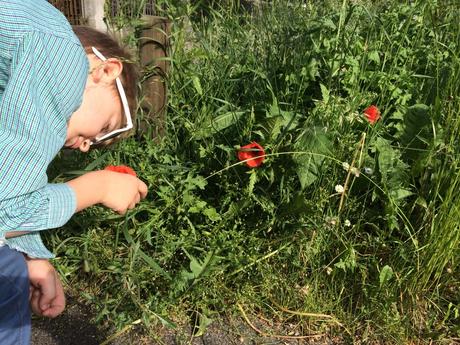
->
xmin=0 ymin=28 xmax=89 ymax=258
xmin=66 ymin=170 xmax=148 ymax=214
xmin=4 ymin=171 xmax=147 ymax=239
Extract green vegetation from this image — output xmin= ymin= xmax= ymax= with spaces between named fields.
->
xmin=48 ymin=0 xmax=459 ymax=343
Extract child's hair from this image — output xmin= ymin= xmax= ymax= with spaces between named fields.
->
xmin=72 ymin=25 xmax=138 ymax=136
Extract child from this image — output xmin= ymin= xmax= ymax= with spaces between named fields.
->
xmin=0 ymin=1 xmax=148 ymax=344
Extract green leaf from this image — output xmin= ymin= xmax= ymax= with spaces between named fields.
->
xmin=389 ymin=188 xmax=413 ymax=201
xmin=268 ymin=101 xmax=297 ymax=126
xmin=374 ymin=137 xmax=395 ymax=182
xmin=189 ymin=200 xmax=207 ymax=213
xmin=279 ymin=193 xmax=310 ymax=217
xmin=212 ymin=111 xmax=245 ymax=132
xmin=262 ymin=94 xmax=299 ymax=140
xmin=85 ymin=152 xmax=111 ymax=171
xmin=185 ymin=174 xmax=207 ymax=190
xmin=194 ymin=313 xmax=213 ymax=337
xmin=258 ymin=116 xmax=284 ymax=141
xmin=293 ymin=127 xmax=332 ymax=189
xmin=184 ymin=250 xmax=216 ymax=280
xmin=138 ymin=249 xmax=172 ymax=280
xmin=203 ymin=207 xmax=221 ymax=222
xmin=398 ymin=104 xmax=432 ymax=161
xmin=307 ymin=58 xmax=319 ymax=80
xmin=379 ymin=265 xmax=394 ymax=287
xmin=151 ymin=311 xmax=177 ymax=329
xmin=246 ymin=170 xmax=258 ymax=195
xmin=192 ymin=75 xmax=203 ymax=96
xmin=373 ymin=137 xmax=409 ymax=186
xmin=368 ymin=50 xmax=380 ymax=64
xmin=334 ymin=247 xmax=357 ymax=273
xmin=320 ymin=83 xmax=329 ymax=103
xmin=195 ymin=111 xmax=245 ymax=139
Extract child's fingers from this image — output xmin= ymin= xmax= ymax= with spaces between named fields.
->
xmin=38 ymin=273 xmax=56 ymax=312
xmin=139 ymin=180 xmax=148 ymax=199
xmin=30 ymin=288 xmax=42 ymax=315
xmin=116 ymin=208 xmax=127 ymax=215
xmin=42 ymin=274 xmax=66 ymax=318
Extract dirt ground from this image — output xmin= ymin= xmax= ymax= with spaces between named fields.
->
xmin=31 ymin=295 xmax=337 ymax=345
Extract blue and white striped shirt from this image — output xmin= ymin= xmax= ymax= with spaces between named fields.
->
xmin=0 ymin=0 xmax=89 ymax=258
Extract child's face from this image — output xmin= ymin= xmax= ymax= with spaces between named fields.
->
xmin=65 ymin=55 xmax=124 ymax=152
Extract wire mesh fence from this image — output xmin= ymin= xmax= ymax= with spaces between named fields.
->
xmin=49 ymin=1 xmax=160 ymax=25
xmin=109 ymin=0 xmax=158 ymax=18
xmin=48 ymin=0 xmax=85 ymax=25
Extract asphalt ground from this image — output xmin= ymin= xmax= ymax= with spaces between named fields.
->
xmin=31 ymin=295 xmax=335 ymax=345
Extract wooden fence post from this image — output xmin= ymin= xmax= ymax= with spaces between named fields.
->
xmin=138 ymin=15 xmax=171 ymax=140
xmin=81 ymin=0 xmax=106 ymax=31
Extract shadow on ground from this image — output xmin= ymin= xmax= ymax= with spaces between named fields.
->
xmin=31 ymin=296 xmax=104 ymax=345
xmin=31 ymin=295 xmax=336 ymax=345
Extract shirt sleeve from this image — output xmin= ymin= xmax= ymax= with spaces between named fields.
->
xmin=0 ymin=30 xmax=88 ymax=258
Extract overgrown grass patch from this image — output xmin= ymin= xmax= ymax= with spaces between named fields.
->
xmin=48 ymin=0 xmax=460 ymax=343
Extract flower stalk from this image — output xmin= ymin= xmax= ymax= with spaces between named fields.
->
xmin=338 ymin=132 xmax=367 ymax=213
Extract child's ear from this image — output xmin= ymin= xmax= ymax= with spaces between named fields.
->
xmin=101 ymin=58 xmax=123 ymax=83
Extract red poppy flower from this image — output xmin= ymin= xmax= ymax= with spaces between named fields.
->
xmin=363 ymin=105 xmax=381 ymax=124
xmin=237 ymin=142 xmax=265 ymax=168
xmin=104 ymin=165 xmax=137 ymax=177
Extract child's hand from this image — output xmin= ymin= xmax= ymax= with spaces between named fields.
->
xmin=25 ymin=258 xmax=66 ymax=318
xmin=67 ymin=170 xmax=148 ymax=214
xmin=100 ymin=171 xmax=148 ymax=214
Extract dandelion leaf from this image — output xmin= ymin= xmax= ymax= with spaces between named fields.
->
xmin=373 ymin=137 xmax=409 ymax=189
xmin=390 ymin=188 xmax=413 ymax=201
xmin=258 ymin=116 xmax=284 ymax=141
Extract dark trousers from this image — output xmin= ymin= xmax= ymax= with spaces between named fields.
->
xmin=0 ymin=245 xmax=31 ymax=345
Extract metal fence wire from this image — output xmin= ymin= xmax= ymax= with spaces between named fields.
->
xmin=48 ymin=0 xmax=85 ymax=25
xmin=109 ymin=0 xmax=158 ymax=18
xmin=49 ymin=0 xmax=159 ymax=25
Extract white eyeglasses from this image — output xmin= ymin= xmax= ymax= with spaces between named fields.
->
xmin=90 ymin=46 xmax=133 ymax=145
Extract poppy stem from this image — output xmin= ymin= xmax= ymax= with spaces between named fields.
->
xmin=338 ymin=132 xmax=367 ymax=213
